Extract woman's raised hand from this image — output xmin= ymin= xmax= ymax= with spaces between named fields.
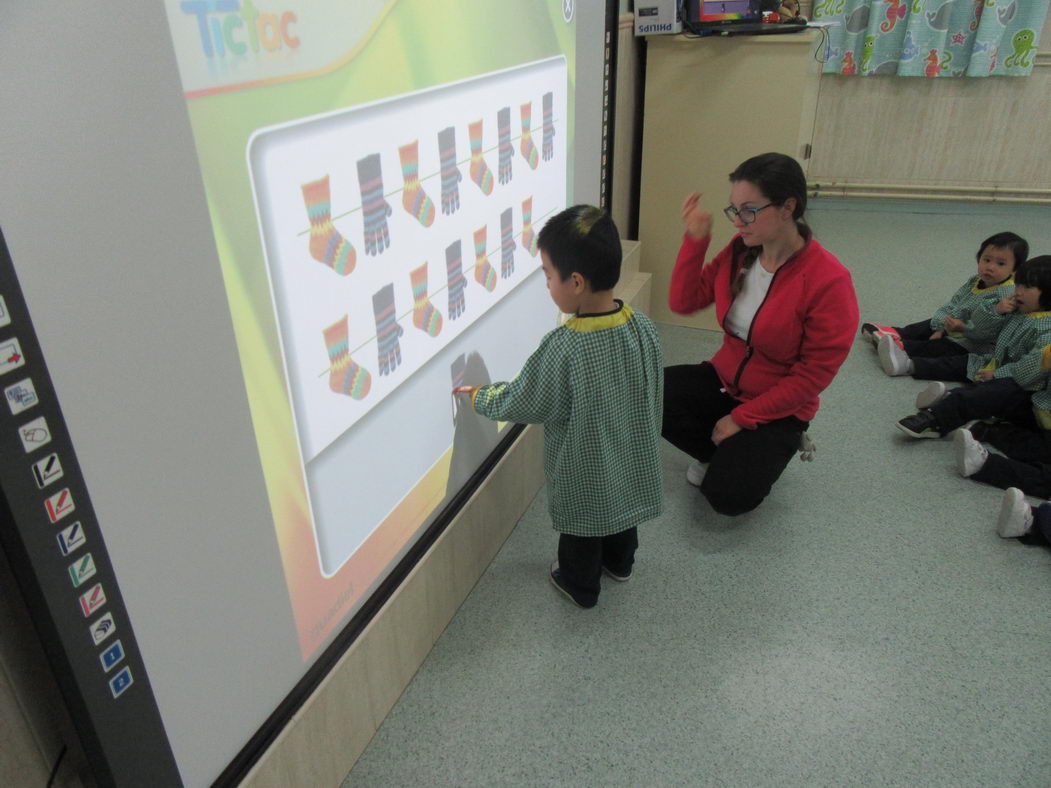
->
xmin=681 ymin=192 xmax=712 ymax=241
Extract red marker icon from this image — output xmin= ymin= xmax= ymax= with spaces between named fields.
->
xmin=45 ymin=488 xmax=75 ymax=523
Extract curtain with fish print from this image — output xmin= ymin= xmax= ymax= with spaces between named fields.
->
xmin=814 ymin=0 xmax=1048 ymax=76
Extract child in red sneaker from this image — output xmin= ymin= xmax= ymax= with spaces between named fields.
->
xmin=865 ymin=232 xmax=1027 ymax=380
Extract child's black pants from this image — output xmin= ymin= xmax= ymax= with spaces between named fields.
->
xmin=557 ymin=528 xmax=638 ymax=606
xmin=970 ymin=420 xmax=1051 ymax=499
xmin=897 ymin=320 xmax=971 ymax=374
xmin=931 ymin=378 xmax=1031 ymax=434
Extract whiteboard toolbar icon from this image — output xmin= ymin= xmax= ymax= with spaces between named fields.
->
xmin=5 ymin=377 xmax=38 ymax=415
xmin=109 ymin=666 xmax=133 ymax=698
xmin=79 ymin=583 xmax=106 ymax=617
xmin=68 ymin=552 xmax=97 ymax=588
xmin=0 ymin=296 xmax=10 ymax=328
xmin=57 ymin=521 xmax=86 ymax=556
xmin=32 ymin=453 xmax=64 ymax=488
xmin=100 ymin=639 xmax=125 ymax=673
xmin=45 ymin=488 xmax=75 ymax=523
xmin=89 ymin=611 xmax=116 ymax=645
xmin=19 ymin=415 xmax=51 ymax=453
xmin=0 ymin=337 xmax=25 ymax=376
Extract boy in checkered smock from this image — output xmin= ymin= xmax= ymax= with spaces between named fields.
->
xmin=456 ymin=205 xmax=663 ymax=608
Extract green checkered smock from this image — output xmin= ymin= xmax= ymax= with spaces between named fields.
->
xmin=930 ymin=274 xmax=1015 ymax=353
xmin=967 ymin=308 xmax=1051 ymax=389
xmin=472 ymin=302 xmax=664 ymax=537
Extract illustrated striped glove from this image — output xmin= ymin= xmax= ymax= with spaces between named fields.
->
xmin=542 ymin=91 xmax=555 ymax=161
xmin=500 ymin=207 xmax=516 ymax=278
xmin=497 ymin=106 xmax=513 ymax=184
xmin=372 ymin=283 xmax=404 ymax=375
xmin=357 ymin=153 xmax=392 ymax=255
xmin=437 ymin=126 xmax=461 ymax=215
xmin=446 ymin=240 xmax=467 ymax=320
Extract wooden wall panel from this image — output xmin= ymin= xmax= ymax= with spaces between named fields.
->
xmin=808 ymin=12 xmax=1051 ymax=191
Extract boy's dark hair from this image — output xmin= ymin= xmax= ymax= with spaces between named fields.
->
xmin=729 ymin=152 xmax=808 ymax=229
xmin=536 ymin=204 xmax=621 ymax=291
xmin=978 ymin=232 xmax=1028 ymax=270
xmin=1014 ymin=255 xmax=1051 ymax=310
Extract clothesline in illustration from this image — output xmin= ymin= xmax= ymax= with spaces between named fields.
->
xmin=297 ymin=110 xmax=559 ymax=234
xmin=316 ymin=204 xmax=556 ymax=385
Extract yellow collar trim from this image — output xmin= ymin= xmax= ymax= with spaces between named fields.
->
xmin=1026 ymin=310 xmax=1051 ymax=319
xmin=564 ymin=302 xmax=634 ymax=333
xmin=971 ymin=274 xmax=1014 ymax=294
xmin=1035 ymin=407 xmax=1051 ymax=431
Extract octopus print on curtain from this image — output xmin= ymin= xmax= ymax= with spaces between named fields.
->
xmin=815 ymin=0 xmax=1048 ymax=76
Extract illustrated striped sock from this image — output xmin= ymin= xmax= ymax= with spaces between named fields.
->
xmin=520 ymin=197 xmax=538 ymax=257
xmin=519 ymin=102 xmax=539 ymax=170
xmin=322 ymin=316 xmax=371 ymax=399
xmin=398 ymin=140 xmax=435 ymax=227
xmin=409 ymin=263 xmax=443 ymax=337
xmin=468 ymin=119 xmax=494 ymax=196
xmin=302 ymin=175 xmax=356 ymax=276
xmin=500 ymin=207 xmax=516 ymax=279
xmin=473 ymin=226 xmax=496 ymax=292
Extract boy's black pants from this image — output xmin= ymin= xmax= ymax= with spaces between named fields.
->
xmin=930 ymin=378 xmax=1031 ymax=434
xmin=662 ymin=362 xmax=806 ymax=516
xmin=911 ymin=353 xmax=970 ymax=382
xmin=557 ymin=528 xmax=638 ymax=606
xmin=894 ymin=320 xmax=936 ymax=341
xmin=897 ymin=320 xmax=970 ymax=375
xmin=970 ymin=420 xmax=1051 ymax=499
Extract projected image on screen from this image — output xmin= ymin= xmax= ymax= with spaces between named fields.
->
xmin=244 ymin=58 xmax=567 ymax=584
xmin=249 ymin=58 xmax=566 ymax=466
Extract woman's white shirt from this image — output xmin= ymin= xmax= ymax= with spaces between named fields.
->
xmin=724 ymin=261 xmax=773 ymax=341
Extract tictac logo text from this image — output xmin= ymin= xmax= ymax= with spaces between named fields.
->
xmin=181 ymin=0 xmax=300 ymax=58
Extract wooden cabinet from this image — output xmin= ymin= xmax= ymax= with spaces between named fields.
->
xmin=637 ymin=31 xmax=822 ymax=328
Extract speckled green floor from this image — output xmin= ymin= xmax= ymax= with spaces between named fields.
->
xmin=344 ymin=200 xmax=1051 ymax=787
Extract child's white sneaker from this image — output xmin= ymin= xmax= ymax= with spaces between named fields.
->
xmin=878 ymin=334 xmax=911 ymax=376
xmin=996 ymin=487 xmax=1033 ymax=538
xmin=953 ymin=428 xmax=989 ymax=477
xmin=686 ymin=461 xmax=708 ymax=487
xmin=915 ymin=381 xmax=949 ymax=409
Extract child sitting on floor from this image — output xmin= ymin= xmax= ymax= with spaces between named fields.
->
xmin=895 ymin=256 xmax=1051 ymax=440
xmin=865 ymin=231 xmax=1028 ymax=380
xmin=453 ymin=205 xmax=664 ymax=609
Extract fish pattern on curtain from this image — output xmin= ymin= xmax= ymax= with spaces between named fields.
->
xmin=815 ymin=0 xmax=1048 ymax=77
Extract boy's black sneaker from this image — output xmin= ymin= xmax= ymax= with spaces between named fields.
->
xmin=549 ymin=562 xmax=595 ymax=608
xmin=602 ymin=564 xmax=632 ymax=582
xmin=896 ymin=410 xmax=942 ymax=439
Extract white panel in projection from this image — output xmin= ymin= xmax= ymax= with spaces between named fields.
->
xmin=248 ymin=57 xmax=567 ymax=461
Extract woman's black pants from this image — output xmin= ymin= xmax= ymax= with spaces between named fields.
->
xmin=662 ymin=362 xmax=806 ymax=516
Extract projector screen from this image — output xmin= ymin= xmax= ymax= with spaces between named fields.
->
xmin=0 ymin=1 xmax=608 ymax=784
xmin=162 ymin=2 xmax=578 ymax=659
